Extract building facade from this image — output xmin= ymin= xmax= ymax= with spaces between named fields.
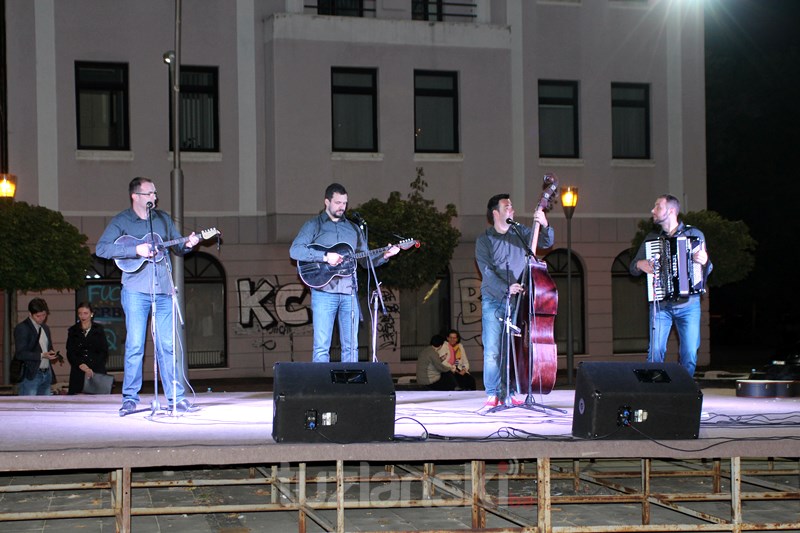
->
xmin=3 ymin=0 xmax=708 ymax=382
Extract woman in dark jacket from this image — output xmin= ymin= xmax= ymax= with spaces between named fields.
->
xmin=66 ymin=302 xmax=109 ymax=394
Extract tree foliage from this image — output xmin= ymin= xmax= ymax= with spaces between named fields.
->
xmin=631 ymin=210 xmax=756 ymax=288
xmin=354 ymin=168 xmax=461 ymax=291
xmin=0 ymin=200 xmax=92 ymax=292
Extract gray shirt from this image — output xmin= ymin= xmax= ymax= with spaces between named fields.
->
xmin=96 ymin=208 xmax=191 ymax=294
xmin=475 ymin=223 xmax=555 ymax=302
xmin=415 ymin=345 xmax=452 ymax=385
xmin=289 ymin=212 xmax=386 ymax=294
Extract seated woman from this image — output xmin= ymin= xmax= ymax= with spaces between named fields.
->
xmin=66 ymin=302 xmax=110 ymax=394
xmin=415 ymin=335 xmax=457 ymax=391
xmin=445 ymin=329 xmax=477 ymax=390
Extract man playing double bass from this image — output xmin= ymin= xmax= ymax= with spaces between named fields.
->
xmin=476 ymin=194 xmax=554 ymax=410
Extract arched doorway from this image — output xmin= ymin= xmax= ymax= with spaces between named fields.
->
xmin=77 ymin=251 xmax=227 ymax=370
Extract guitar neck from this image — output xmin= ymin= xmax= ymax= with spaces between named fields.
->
xmin=158 ymin=235 xmax=194 ymax=249
xmin=351 ymin=244 xmax=393 ymax=260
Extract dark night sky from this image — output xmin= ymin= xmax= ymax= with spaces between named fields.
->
xmin=704 ymin=0 xmax=800 ymax=360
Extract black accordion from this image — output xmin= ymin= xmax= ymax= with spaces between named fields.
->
xmin=645 ymin=236 xmax=705 ymax=302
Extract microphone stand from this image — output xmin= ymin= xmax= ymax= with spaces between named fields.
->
xmin=356 ymin=218 xmax=387 ymax=363
xmin=347 ymin=247 xmax=361 ymax=364
xmin=143 ymin=206 xmax=194 ymax=418
xmin=145 ymin=204 xmax=164 ymax=418
xmin=162 ymin=251 xmax=190 ymax=416
xmin=485 ymin=263 xmax=518 ymax=413
xmin=487 ymin=224 xmax=566 ymax=415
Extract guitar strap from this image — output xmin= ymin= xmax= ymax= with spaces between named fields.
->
xmin=313 ymin=215 xmax=322 ymax=243
xmin=150 ymin=209 xmax=177 ymax=247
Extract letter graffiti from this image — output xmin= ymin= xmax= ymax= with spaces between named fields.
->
xmin=458 ymin=277 xmax=482 ymax=324
xmin=377 ymin=287 xmax=399 ymax=350
xmin=237 ymin=278 xmax=311 ymax=329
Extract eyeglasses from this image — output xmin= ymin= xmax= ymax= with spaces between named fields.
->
xmin=135 ymin=191 xmax=157 ymax=197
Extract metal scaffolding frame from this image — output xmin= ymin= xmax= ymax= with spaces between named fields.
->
xmin=1 ymin=456 xmax=798 ymax=532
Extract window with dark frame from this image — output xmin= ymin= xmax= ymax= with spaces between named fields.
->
xmin=412 ymin=1 xmax=476 ymax=22
xmin=168 ymin=66 xmax=220 ymax=152
xmin=611 ymin=248 xmax=649 ymax=353
xmin=412 ymin=0 xmax=442 ymax=21
xmin=331 ymin=68 xmax=378 ymax=153
xmin=543 ymin=249 xmax=585 ymax=355
xmin=79 ymin=252 xmax=228 ymax=371
xmin=75 ymin=61 xmax=129 ymax=150
xmin=538 ymin=80 xmax=580 ymax=158
xmin=612 ymin=82 xmax=651 ymax=159
xmin=318 ymin=0 xmax=364 ymax=17
xmin=414 ymin=70 xmax=459 ymax=153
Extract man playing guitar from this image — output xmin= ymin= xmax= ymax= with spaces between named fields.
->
xmin=289 ymin=183 xmax=400 ymax=363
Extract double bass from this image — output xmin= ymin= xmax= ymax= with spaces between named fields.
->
xmin=513 ymin=174 xmax=559 ymax=396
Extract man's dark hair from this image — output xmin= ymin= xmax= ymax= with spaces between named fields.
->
xmin=28 ymin=298 xmax=49 ymax=315
xmin=660 ymin=194 xmax=681 ymax=215
xmin=486 ymin=193 xmax=510 ymax=224
xmin=430 ymin=334 xmax=445 ymax=348
xmin=325 ymin=183 xmax=348 ymax=200
xmin=128 ymin=177 xmax=153 ymax=198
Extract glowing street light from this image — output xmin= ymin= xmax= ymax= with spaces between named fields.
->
xmin=560 ymin=186 xmax=578 ymax=384
xmin=0 ymin=173 xmax=16 ymax=198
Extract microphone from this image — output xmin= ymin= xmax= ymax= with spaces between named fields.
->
xmin=146 ymin=202 xmax=154 ymax=210
xmin=506 ymin=218 xmax=522 ymax=226
xmin=351 ymin=212 xmax=367 ymax=226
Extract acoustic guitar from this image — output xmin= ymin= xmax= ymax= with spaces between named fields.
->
xmin=113 ymin=228 xmax=220 ymax=273
xmin=297 ymin=238 xmax=419 ymax=288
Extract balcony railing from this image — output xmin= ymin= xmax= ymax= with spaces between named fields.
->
xmin=303 ymin=1 xmax=477 ymax=22
xmin=412 ymin=0 xmax=477 ymax=22
xmin=304 ymin=0 xmax=376 ymax=18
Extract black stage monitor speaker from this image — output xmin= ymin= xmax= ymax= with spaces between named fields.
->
xmin=272 ymin=362 xmax=396 ymax=443
xmin=571 ymin=362 xmax=703 ymax=440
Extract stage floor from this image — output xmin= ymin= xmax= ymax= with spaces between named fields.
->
xmin=2 ymin=387 xmax=799 ymax=472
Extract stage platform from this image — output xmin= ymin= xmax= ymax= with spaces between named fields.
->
xmin=2 ymin=388 xmax=799 ymax=469
xmin=1 ymin=388 xmax=799 ymax=532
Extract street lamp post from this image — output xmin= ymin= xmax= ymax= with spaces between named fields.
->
xmin=165 ymin=0 xmax=188 ymax=382
xmin=1 ymin=0 xmax=18 ymax=385
xmin=561 ymin=186 xmax=578 ymax=385
xmin=1 ymin=173 xmax=16 ymax=385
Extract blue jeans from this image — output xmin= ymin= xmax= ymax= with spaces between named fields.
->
xmin=481 ymin=296 xmax=506 ymax=397
xmin=648 ymin=296 xmax=701 ymax=377
xmin=18 ymin=368 xmax=52 ymax=396
xmin=121 ymin=288 xmax=185 ymax=405
xmin=311 ymin=289 xmax=359 ymax=363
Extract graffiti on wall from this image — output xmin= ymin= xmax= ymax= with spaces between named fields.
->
xmin=458 ymin=277 xmax=482 ymax=325
xmin=237 ymin=277 xmax=311 ymax=331
xmin=376 ymin=286 xmax=399 ymax=351
xmin=82 ymin=284 xmax=124 ymax=356
xmin=235 ymin=275 xmax=483 ymax=351
xmin=235 ymin=277 xmax=402 ymax=352
xmin=455 ymin=277 xmax=483 ymax=347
